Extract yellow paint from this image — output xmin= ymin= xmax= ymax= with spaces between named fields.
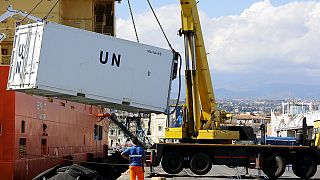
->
xmin=165 ymin=127 xmax=187 ymax=139
xmin=197 ymin=130 xmax=239 ymax=140
xmin=181 ymin=0 xmax=194 ymax=31
xmin=180 ymin=0 xmax=217 ymax=132
xmin=165 ymin=127 xmax=240 ymax=140
xmin=314 ymin=120 xmax=320 ymax=147
xmin=165 ymin=0 xmax=235 ymax=140
xmin=0 ymin=0 xmax=115 ymax=65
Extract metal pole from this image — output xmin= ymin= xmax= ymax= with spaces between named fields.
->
xmin=302 ymin=117 xmax=307 ymax=146
xmin=184 ymin=35 xmax=190 ymax=70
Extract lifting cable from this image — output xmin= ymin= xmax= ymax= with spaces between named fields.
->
xmin=19 ymin=0 xmax=44 ymax=24
xmin=146 ymin=0 xmax=174 ymax=52
xmin=127 ymin=0 xmax=140 ymax=43
xmin=125 ymin=0 xmax=181 ymax=115
xmin=168 ymin=53 xmax=182 ymax=115
xmin=43 ymin=0 xmax=59 ymax=20
xmin=144 ymin=0 xmax=182 ymax=115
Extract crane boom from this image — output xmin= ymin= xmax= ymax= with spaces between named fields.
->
xmin=165 ymin=0 xmax=239 ymax=140
xmin=181 ymin=0 xmax=216 ymax=132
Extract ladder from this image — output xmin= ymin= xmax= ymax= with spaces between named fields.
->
xmin=97 ymin=113 xmax=153 ymax=149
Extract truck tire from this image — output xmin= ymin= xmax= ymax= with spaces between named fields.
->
xmin=262 ymin=155 xmax=285 ymax=179
xmin=292 ymin=155 xmax=317 ymax=179
xmin=161 ymin=152 xmax=184 ymax=174
xmin=189 ymin=153 xmax=212 ymax=175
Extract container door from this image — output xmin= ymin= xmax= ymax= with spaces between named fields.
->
xmin=7 ymin=23 xmax=44 ymax=90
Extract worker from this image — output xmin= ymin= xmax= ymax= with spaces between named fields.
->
xmin=121 ymin=137 xmax=145 ymax=180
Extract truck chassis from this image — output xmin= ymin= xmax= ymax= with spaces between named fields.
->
xmin=147 ymin=143 xmax=320 ymax=179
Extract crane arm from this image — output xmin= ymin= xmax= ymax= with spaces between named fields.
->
xmin=180 ymin=0 xmax=216 ymax=136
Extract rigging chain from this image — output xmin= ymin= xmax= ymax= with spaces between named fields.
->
xmin=127 ymin=0 xmax=140 ymax=43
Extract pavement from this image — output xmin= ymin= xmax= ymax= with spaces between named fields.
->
xmin=117 ymin=165 xmax=320 ymax=179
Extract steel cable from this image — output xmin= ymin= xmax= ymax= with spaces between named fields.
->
xmin=145 ymin=0 xmax=174 ymax=51
xmin=43 ymin=0 xmax=59 ymax=20
xmin=144 ymin=0 xmax=182 ymax=116
xmin=20 ymin=0 xmax=44 ymax=23
xmin=127 ymin=0 xmax=140 ymax=43
xmin=167 ymin=52 xmax=182 ymax=115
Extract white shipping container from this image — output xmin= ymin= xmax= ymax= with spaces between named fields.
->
xmin=7 ymin=22 xmax=175 ymax=113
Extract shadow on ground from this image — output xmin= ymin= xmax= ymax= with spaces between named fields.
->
xmin=147 ymin=174 xmax=320 ymax=180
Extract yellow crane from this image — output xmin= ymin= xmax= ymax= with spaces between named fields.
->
xmin=165 ymin=0 xmax=239 ymax=141
xmin=147 ymin=2 xmax=320 ymax=179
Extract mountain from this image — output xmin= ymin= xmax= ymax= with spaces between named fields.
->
xmin=215 ymin=83 xmax=320 ymax=99
xmin=170 ymin=77 xmax=320 ymax=99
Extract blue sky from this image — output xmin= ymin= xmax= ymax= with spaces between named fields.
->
xmin=116 ymin=0 xmax=319 ymax=19
xmin=115 ymin=0 xmax=320 ymax=98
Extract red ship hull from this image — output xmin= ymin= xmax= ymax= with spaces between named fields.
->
xmin=0 ymin=66 xmax=109 ymax=180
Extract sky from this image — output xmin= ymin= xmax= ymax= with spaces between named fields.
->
xmin=115 ymin=0 xmax=318 ymax=19
xmin=114 ymin=0 xmax=320 ymax=99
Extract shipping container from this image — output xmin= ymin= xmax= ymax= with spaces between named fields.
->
xmin=7 ymin=22 xmax=175 ymax=113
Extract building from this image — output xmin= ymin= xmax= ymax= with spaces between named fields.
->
xmin=269 ymin=100 xmax=320 ymax=137
xmin=149 ymin=114 xmax=167 ymax=143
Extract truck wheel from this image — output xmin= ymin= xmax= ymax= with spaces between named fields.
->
xmin=189 ymin=153 xmax=212 ymax=175
xmin=161 ymin=152 xmax=184 ymax=174
xmin=262 ymin=155 xmax=285 ymax=179
xmin=292 ymin=155 xmax=317 ymax=179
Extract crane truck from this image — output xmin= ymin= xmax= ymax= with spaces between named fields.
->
xmin=4 ymin=0 xmax=320 ymax=179
xmin=146 ymin=0 xmax=320 ymax=179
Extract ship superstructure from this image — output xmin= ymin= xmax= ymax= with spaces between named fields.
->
xmin=0 ymin=0 xmax=115 ymax=64
xmin=0 ymin=1 xmax=115 ymax=179
xmin=0 ymin=66 xmax=110 ymax=179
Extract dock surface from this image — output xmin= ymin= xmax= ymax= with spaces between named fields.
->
xmin=118 ymin=165 xmax=320 ymax=179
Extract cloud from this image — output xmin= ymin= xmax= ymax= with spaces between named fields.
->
xmin=116 ymin=5 xmax=181 ymax=49
xmin=116 ymin=1 xmax=320 ymax=89
xmin=206 ymin=1 xmax=320 ymax=74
